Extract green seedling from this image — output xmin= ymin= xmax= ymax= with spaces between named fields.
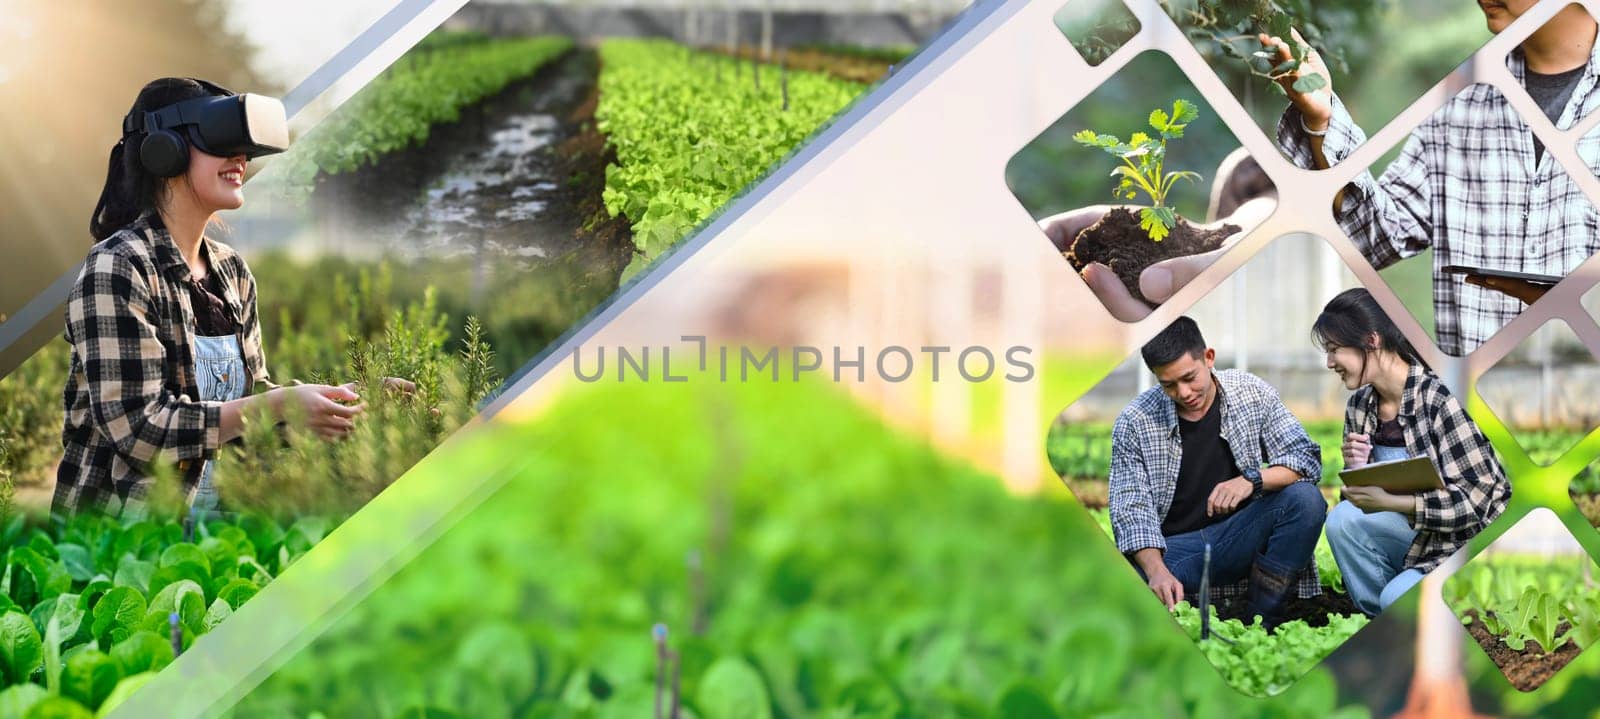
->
xmin=1074 ymin=99 xmax=1204 ymax=242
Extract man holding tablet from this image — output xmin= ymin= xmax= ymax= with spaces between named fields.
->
xmin=1268 ymin=3 xmax=1600 ymax=355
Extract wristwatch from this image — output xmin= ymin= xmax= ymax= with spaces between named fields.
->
xmin=1243 ymin=467 xmax=1264 ymax=497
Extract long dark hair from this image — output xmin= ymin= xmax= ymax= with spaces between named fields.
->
xmin=90 ymin=78 xmax=228 ymax=241
xmin=1313 ymin=288 xmax=1431 ymax=381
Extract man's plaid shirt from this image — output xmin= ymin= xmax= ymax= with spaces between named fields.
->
xmin=1108 ymin=369 xmax=1325 ymax=599
xmin=1277 ymin=44 xmax=1600 ymax=356
xmin=1344 ymin=363 xmax=1510 ymax=574
xmin=55 ymin=214 xmax=275 ymax=517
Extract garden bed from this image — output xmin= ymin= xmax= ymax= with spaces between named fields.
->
xmin=1445 ymin=553 xmax=1599 ymax=693
xmin=710 ymin=43 xmax=900 ymax=84
xmin=1463 ymin=610 xmax=1583 ymax=691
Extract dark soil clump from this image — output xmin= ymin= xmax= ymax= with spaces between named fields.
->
xmin=1065 ymin=208 xmax=1237 ymax=304
xmin=1462 ymin=609 xmax=1583 ymax=691
xmin=1216 ymin=589 xmax=1361 ymax=628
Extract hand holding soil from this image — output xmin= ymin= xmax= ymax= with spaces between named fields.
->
xmin=1259 ymin=29 xmax=1333 ymax=132
xmin=1044 ymin=197 xmax=1273 ymax=322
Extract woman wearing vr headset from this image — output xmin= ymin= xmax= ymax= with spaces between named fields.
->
xmin=55 ymin=77 xmax=395 ymax=519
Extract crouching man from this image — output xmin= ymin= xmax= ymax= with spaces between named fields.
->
xmin=1109 ymin=317 xmax=1327 ymax=629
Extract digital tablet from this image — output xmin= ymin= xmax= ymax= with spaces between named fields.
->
xmin=1440 ymin=265 xmax=1563 ymax=287
xmin=1338 ymin=455 xmax=1445 ymax=493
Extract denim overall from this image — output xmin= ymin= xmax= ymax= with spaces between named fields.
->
xmin=191 ymin=333 xmax=247 ymax=518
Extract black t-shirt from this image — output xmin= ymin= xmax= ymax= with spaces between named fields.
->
xmin=1162 ymin=398 xmax=1245 ymax=537
xmin=1525 ymin=64 xmax=1585 ymax=164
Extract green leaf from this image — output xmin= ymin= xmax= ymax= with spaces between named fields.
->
xmin=0 ymin=684 xmax=45 ymax=719
xmin=1292 ymin=73 xmax=1327 ymax=94
xmin=1140 ymin=207 xmax=1178 ymax=242
xmin=90 ymin=588 xmax=145 ymax=648
xmin=8 ymin=549 xmax=69 ymax=606
xmin=18 ymin=696 xmax=92 ymax=718
xmin=1147 ymin=108 xmax=1170 ymax=132
xmin=61 ymin=649 xmax=118 ymax=711
xmin=91 ymin=671 xmax=156 ymax=716
xmin=995 ymin=682 xmax=1058 ymax=718
xmin=696 ymin=657 xmax=771 ymax=719
xmin=108 ymin=632 xmax=173 ymax=678
xmin=1271 ymin=59 xmax=1299 ymax=75
xmin=43 ymin=616 xmax=60 ymax=698
xmin=0 ymin=612 xmax=42 ymax=686
xmin=201 ymin=599 xmax=232 ymax=633
xmin=1170 ymin=99 xmax=1198 ymax=126
xmin=54 ymin=547 xmax=93 ymax=585
xmin=110 ymin=557 xmax=152 ymax=595
xmin=146 ymin=564 xmax=210 ymax=606
xmin=1266 ymin=13 xmax=1292 ymax=43
xmin=142 ymin=580 xmax=204 ymax=637
xmin=215 ymin=579 xmax=258 ymax=610
xmin=157 ymin=545 xmax=210 ymax=575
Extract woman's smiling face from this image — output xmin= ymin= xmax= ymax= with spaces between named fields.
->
xmin=179 ymin=146 xmax=247 ymax=212
xmin=1325 ymin=344 xmax=1369 ymax=390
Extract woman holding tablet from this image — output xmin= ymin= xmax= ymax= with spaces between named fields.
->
xmin=1313 ymin=288 xmax=1511 ymax=615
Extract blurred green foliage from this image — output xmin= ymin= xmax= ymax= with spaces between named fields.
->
xmin=226 ymin=379 xmax=1372 ymax=717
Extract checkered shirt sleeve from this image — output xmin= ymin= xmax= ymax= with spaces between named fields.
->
xmin=65 ymin=243 xmax=222 ymax=473
xmin=1108 ymin=407 xmax=1168 ymax=556
xmin=1277 ymin=79 xmax=1600 ymax=356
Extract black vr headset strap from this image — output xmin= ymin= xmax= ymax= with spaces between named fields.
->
xmin=121 ymin=79 xmax=236 ymax=136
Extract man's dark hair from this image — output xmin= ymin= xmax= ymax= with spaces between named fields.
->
xmin=1141 ymin=316 xmax=1207 ymax=369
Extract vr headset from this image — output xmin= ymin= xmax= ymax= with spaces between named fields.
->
xmin=122 ymin=79 xmax=289 ymax=178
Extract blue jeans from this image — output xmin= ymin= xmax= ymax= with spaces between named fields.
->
xmin=1150 ymin=481 xmax=1327 ymax=595
xmin=1325 ymin=443 xmax=1425 ymax=616
xmin=1325 ymin=500 xmax=1424 ymax=615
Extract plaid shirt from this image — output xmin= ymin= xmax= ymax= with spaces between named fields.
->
xmin=1109 ymin=369 xmax=1324 ymax=599
xmin=55 ymin=214 xmax=274 ymax=517
xmin=1277 ymin=44 xmax=1600 ymax=356
xmin=1344 ymin=363 xmax=1510 ymax=574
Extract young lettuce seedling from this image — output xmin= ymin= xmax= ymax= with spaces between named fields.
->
xmin=1073 ymin=99 xmax=1204 ymax=242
